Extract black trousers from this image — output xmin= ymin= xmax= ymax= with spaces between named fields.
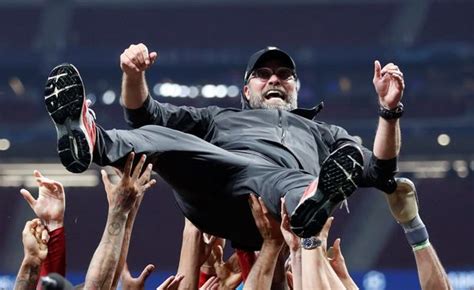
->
xmin=93 ymin=125 xmax=315 ymax=250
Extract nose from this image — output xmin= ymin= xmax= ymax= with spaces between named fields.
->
xmin=267 ymin=73 xmax=281 ymax=86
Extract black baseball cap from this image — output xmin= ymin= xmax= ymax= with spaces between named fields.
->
xmin=244 ymin=46 xmax=297 ymax=83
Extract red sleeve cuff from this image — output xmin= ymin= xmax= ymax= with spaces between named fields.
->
xmin=40 ymin=227 xmax=66 ymax=277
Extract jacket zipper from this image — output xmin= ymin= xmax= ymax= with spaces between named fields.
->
xmin=278 ymin=110 xmax=286 ymax=143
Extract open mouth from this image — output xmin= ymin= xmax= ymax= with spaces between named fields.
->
xmin=264 ymin=89 xmax=286 ymax=100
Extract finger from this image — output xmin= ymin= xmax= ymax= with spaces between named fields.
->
xmin=374 ymin=60 xmax=381 ymax=79
xmin=149 ymin=52 xmax=158 ymax=64
xmin=280 ymin=198 xmax=288 ymax=216
xmin=334 ymin=238 xmax=342 ymax=256
xmin=101 ymin=170 xmax=111 ymax=187
xmin=120 ymin=52 xmax=140 ymax=72
xmin=143 ymin=179 xmax=157 ymax=191
xmin=138 ymin=264 xmax=155 ymax=281
xmin=381 ymin=64 xmax=399 ymax=73
xmin=201 ymin=276 xmax=216 ymax=288
xmin=23 ymin=220 xmax=33 ymax=234
xmin=203 ymin=233 xmax=216 ymax=244
xmin=327 ymin=246 xmax=335 ymax=260
xmin=140 ymin=44 xmax=150 ymax=66
xmin=248 ymin=194 xmax=263 ymax=221
xmin=138 ymin=163 xmax=153 ymax=184
xmin=35 ymin=224 xmax=44 ymax=241
xmin=33 ymin=170 xmax=44 ymax=179
xmin=123 ymin=152 xmax=135 ymax=178
xmin=159 ymin=276 xmax=175 ymax=287
xmin=20 ymin=189 xmax=36 ymax=209
xmin=384 ymin=69 xmax=403 ymax=78
xmin=389 ymin=72 xmax=405 ymax=83
xmin=41 ymin=180 xmax=58 ymax=192
xmin=257 ymin=197 xmax=269 ymax=215
xmin=132 ymin=154 xmax=147 ymax=180
xmin=130 ymin=44 xmax=145 ymax=67
xmin=320 ymin=216 xmax=334 ymax=237
xmin=381 ymin=62 xmax=395 ymax=72
xmin=41 ymin=229 xmax=50 ymax=244
xmin=216 ymin=245 xmax=224 ymax=264
xmin=168 ymin=274 xmax=184 ymax=288
xmin=124 ymin=46 xmax=142 ymax=72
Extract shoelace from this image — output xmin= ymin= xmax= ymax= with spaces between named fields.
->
xmin=339 ymin=199 xmax=350 ymax=214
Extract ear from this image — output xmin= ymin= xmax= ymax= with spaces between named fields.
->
xmin=243 ymin=85 xmax=250 ymax=101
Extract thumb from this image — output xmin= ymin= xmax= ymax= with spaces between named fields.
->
xmin=149 ymin=52 xmax=158 ymax=64
xmin=138 ymin=264 xmax=155 ymax=281
xmin=20 ymin=189 xmax=36 ymax=209
xmin=374 ymin=60 xmax=381 ymax=79
xmin=334 ymin=238 xmax=342 ymax=256
xmin=216 ymin=245 xmax=224 ymax=264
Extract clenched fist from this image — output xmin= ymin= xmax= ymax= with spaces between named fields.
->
xmin=120 ymin=43 xmax=158 ymax=77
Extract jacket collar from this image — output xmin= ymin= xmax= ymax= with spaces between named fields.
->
xmin=290 ymin=102 xmax=324 ymax=120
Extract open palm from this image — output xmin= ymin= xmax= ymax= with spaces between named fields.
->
xmin=20 ymin=170 xmax=65 ymax=231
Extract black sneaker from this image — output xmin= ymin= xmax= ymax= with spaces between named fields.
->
xmin=290 ymin=143 xmax=364 ymax=237
xmin=44 ymin=63 xmax=96 ymax=173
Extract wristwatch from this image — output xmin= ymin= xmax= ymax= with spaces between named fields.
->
xmin=379 ymin=102 xmax=404 ymax=120
xmin=301 ymin=237 xmax=322 ymax=250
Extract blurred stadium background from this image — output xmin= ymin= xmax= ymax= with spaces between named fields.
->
xmin=0 ymin=0 xmax=473 ymax=289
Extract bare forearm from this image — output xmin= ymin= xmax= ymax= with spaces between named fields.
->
xmin=290 ymin=250 xmax=303 ymax=290
xmin=177 ymin=229 xmax=202 ymax=290
xmin=302 ymin=248 xmax=345 ymax=290
xmin=121 ymin=73 xmax=149 ymax=109
xmin=85 ymin=211 xmax=128 ymax=289
xmin=111 ymin=207 xmax=139 ymax=288
xmin=414 ymin=246 xmax=452 ymax=290
xmin=15 ymin=257 xmax=41 ymax=290
xmin=243 ymin=241 xmax=283 ymax=290
xmin=373 ymin=118 xmax=400 ymax=159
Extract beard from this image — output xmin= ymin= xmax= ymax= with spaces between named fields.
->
xmin=247 ymin=88 xmax=298 ymax=111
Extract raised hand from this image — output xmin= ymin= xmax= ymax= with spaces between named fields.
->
xmin=20 ymin=170 xmax=65 ymax=231
xmin=156 ymin=274 xmax=184 ymax=290
xmin=212 ymin=246 xmax=242 ymax=289
xmin=327 ymin=238 xmax=358 ymax=290
xmin=280 ymin=198 xmax=300 ymax=251
xmin=248 ymin=194 xmax=283 ymax=244
xmin=120 ymin=43 xmax=158 ymax=76
xmin=22 ymin=218 xmax=50 ymax=263
xmin=121 ymin=263 xmax=155 ymax=290
xmin=101 ymin=153 xmax=156 ymax=213
xmin=373 ymin=60 xmax=405 ymax=109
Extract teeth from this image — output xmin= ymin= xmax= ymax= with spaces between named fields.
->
xmin=265 ymin=90 xmax=283 ymax=97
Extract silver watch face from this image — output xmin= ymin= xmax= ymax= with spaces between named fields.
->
xmin=302 ymin=237 xmax=322 ymax=249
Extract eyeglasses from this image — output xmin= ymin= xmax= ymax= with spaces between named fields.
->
xmin=250 ymin=67 xmax=296 ymax=81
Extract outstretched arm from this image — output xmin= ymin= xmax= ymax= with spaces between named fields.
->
xmin=243 ymin=194 xmax=284 ymax=290
xmin=20 ymin=170 xmax=66 ymax=277
xmin=372 ymin=60 xmax=404 ymax=160
xmin=84 ymin=153 xmax=155 ymax=289
xmin=15 ymin=219 xmax=49 ymax=290
xmin=301 ymin=217 xmax=345 ymax=290
xmin=414 ymin=245 xmax=452 ymax=290
xmin=120 ymin=43 xmax=158 ymax=109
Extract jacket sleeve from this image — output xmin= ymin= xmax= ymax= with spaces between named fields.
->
xmin=327 ymin=124 xmax=398 ymax=193
xmin=123 ymin=95 xmax=219 ymax=138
